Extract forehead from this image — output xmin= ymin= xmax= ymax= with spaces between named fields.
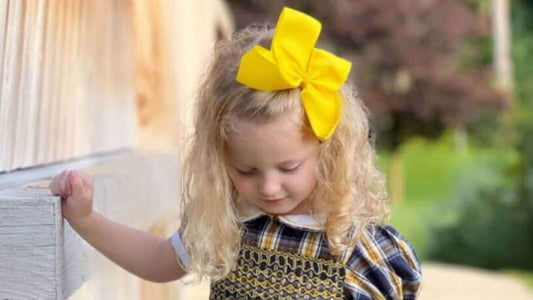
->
xmin=226 ymin=114 xmax=318 ymax=165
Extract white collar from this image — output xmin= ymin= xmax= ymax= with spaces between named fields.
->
xmin=236 ymin=201 xmax=324 ymax=232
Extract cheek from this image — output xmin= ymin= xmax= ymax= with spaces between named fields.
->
xmin=290 ymin=167 xmax=317 ymax=194
xmin=228 ymin=172 xmax=252 ymax=195
xmin=303 ymin=172 xmax=317 ymax=192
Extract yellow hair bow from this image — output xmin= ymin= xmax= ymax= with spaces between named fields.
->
xmin=236 ymin=7 xmax=352 ymax=141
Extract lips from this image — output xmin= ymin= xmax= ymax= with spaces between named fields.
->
xmin=263 ymin=197 xmax=285 ymax=204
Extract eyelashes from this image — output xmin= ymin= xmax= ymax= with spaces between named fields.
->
xmin=236 ymin=165 xmax=300 ymax=176
xmin=236 ymin=169 xmax=255 ymax=176
xmin=282 ymin=166 xmax=300 ymax=173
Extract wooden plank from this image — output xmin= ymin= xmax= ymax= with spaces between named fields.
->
xmin=73 ymin=0 xmax=86 ymax=156
xmin=0 ymin=0 xmax=138 ymax=172
xmin=9 ymin=0 xmax=26 ymax=171
xmin=64 ymin=0 xmax=80 ymax=160
xmin=14 ymin=0 xmax=35 ymax=169
xmin=0 ymin=149 xmax=122 ymax=189
xmin=57 ymin=219 xmax=88 ymax=299
xmin=0 ymin=204 xmax=55 ymax=226
xmin=0 ymin=246 xmax=57 ymax=299
xmin=0 ymin=0 xmax=9 ymax=93
xmin=22 ymin=0 xmax=46 ymax=168
xmin=0 ymin=0 xmax=23 ymax=171
xmin=0 ymin=224 xmax=55 ymax=246
xmin=0 ymin=194 xmax=59 ymax=299
xmin=36 ymin=0 xmax=57 ymax=165
xmin=49 ymin=0 xmax=65 ymax=163
xmin=65 ymin=1 xmax=76 ymax=161
xmin=0 ymin=0 xmax=8 ymax=150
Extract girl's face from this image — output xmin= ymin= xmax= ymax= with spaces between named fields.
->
xmin=226 ymin=111 xmax=319 ymax=215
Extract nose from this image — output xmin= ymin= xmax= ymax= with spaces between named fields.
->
xmin=258 ymin=173 xmax=280 ymax=197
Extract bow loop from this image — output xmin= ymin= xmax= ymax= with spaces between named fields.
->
xmin=271 ymin=7 xmax=321 ymax=76
xmin=236 ymin=7 xmax=352 ymax=141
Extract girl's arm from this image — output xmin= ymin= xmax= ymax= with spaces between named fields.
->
xmin=49 ymin=170 xmax=185 ymax=283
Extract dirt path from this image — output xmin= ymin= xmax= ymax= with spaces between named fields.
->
xmin=174 ymin=263 xmax=533 ymax=299
xmin=419 ymin=262 xmax=533 ymax=300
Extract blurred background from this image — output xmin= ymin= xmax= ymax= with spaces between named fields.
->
xmin=1 ymin=0 xmax=532 ymax=299
xmin=224 ymin=1 xmax=533 ymax=298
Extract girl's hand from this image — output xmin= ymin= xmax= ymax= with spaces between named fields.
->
xmin=49 ymin=170 xmax=94 ymax=226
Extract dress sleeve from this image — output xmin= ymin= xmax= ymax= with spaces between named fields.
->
xmin=170 ymin=228 xmax=191 ymax=269
xmin=344 ymin=225 xmax=423 ymax=300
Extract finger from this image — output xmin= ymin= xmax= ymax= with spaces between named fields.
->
xmin=62 ymin=171 xmax=72 ymax=195
xmin=50 ymin=175 xmax=65 ymax=196
xmin=69 ymin=171 xmax=85 ymax=199
xmin=67 ymin=171 xmax=73 ymax=196
xmin=59 ymin=170 xmax=69 ymax=189
xmin=81 ymin=175 xmax=93 ymax=189
xmin=50 ymin=171 xmax=70 ymax=197
xmin=49 ymin=179 xmax=59 ymax=195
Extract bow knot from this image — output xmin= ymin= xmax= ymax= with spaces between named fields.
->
xmin=300 ymin=75 xmax=310 ymax=88
xmin=236 ymin=7 xmax=352 ymax=141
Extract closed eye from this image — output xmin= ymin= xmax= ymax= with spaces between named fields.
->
xmin=236 ymin=169 xmax=256 ymax=176
xmin=281 ymin=165 xmax=300 ymax=173
xmin=235 ymin=164 xmax=300 ymax=176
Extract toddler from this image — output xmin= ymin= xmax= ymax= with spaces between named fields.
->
xmin=50 ymin=7 xmax=422 ymax=299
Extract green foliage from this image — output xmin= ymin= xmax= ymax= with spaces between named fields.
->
xmin=464 ymin=0 xmax=492 ymax=13
xmin=466 ymin=109 xmax=510 ymax=149
xmin=458 ymin=36 xmax=493 ymax=71
xmin=512 ymin=0 xmax=533 ymax=202
xmin=378 ymin=132 xmax=520 ymax=260
xmin=427 ymin=168 xmax=533 ymax=270
xmin=414 ymin=0 xmax=533 ymax=271
xmin=374 ymin=0 xmax=533 ymax=272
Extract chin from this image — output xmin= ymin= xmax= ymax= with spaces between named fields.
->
xmin=261 ymin=204 xmax=298 ymax=215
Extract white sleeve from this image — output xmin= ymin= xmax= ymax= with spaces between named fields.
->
xmin=170 ymin=229 xmax=191 ymax=268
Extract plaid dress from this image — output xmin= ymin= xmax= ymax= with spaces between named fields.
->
xmin=171 ymin=209 xmax=422 ymax=299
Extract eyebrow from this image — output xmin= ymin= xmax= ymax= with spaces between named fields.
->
xmin=233 ymin=159 xmax=300 ymax=168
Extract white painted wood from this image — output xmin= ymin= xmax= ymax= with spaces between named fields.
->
xmin=0 ymin=151 xmax=180 ymax=299
xmin=0 ymin=196 xmax=60 ymax=299
xmin=0 ymin=246 xmax=57 ymax=299
xmin=0 ymin=224 xmax=55 ymax=246
xmin=0 ymin=150 xmax=120 ymax=189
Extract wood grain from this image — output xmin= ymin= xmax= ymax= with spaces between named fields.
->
xmin=0 ymin=0 xmax=137 ymax=172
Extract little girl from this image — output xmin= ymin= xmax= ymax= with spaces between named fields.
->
xmin=50 ymin=7 xmax=422 ymax=299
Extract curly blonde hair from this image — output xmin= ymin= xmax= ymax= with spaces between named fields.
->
xmin=180 ymin=23 xmax=390 ymax=280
